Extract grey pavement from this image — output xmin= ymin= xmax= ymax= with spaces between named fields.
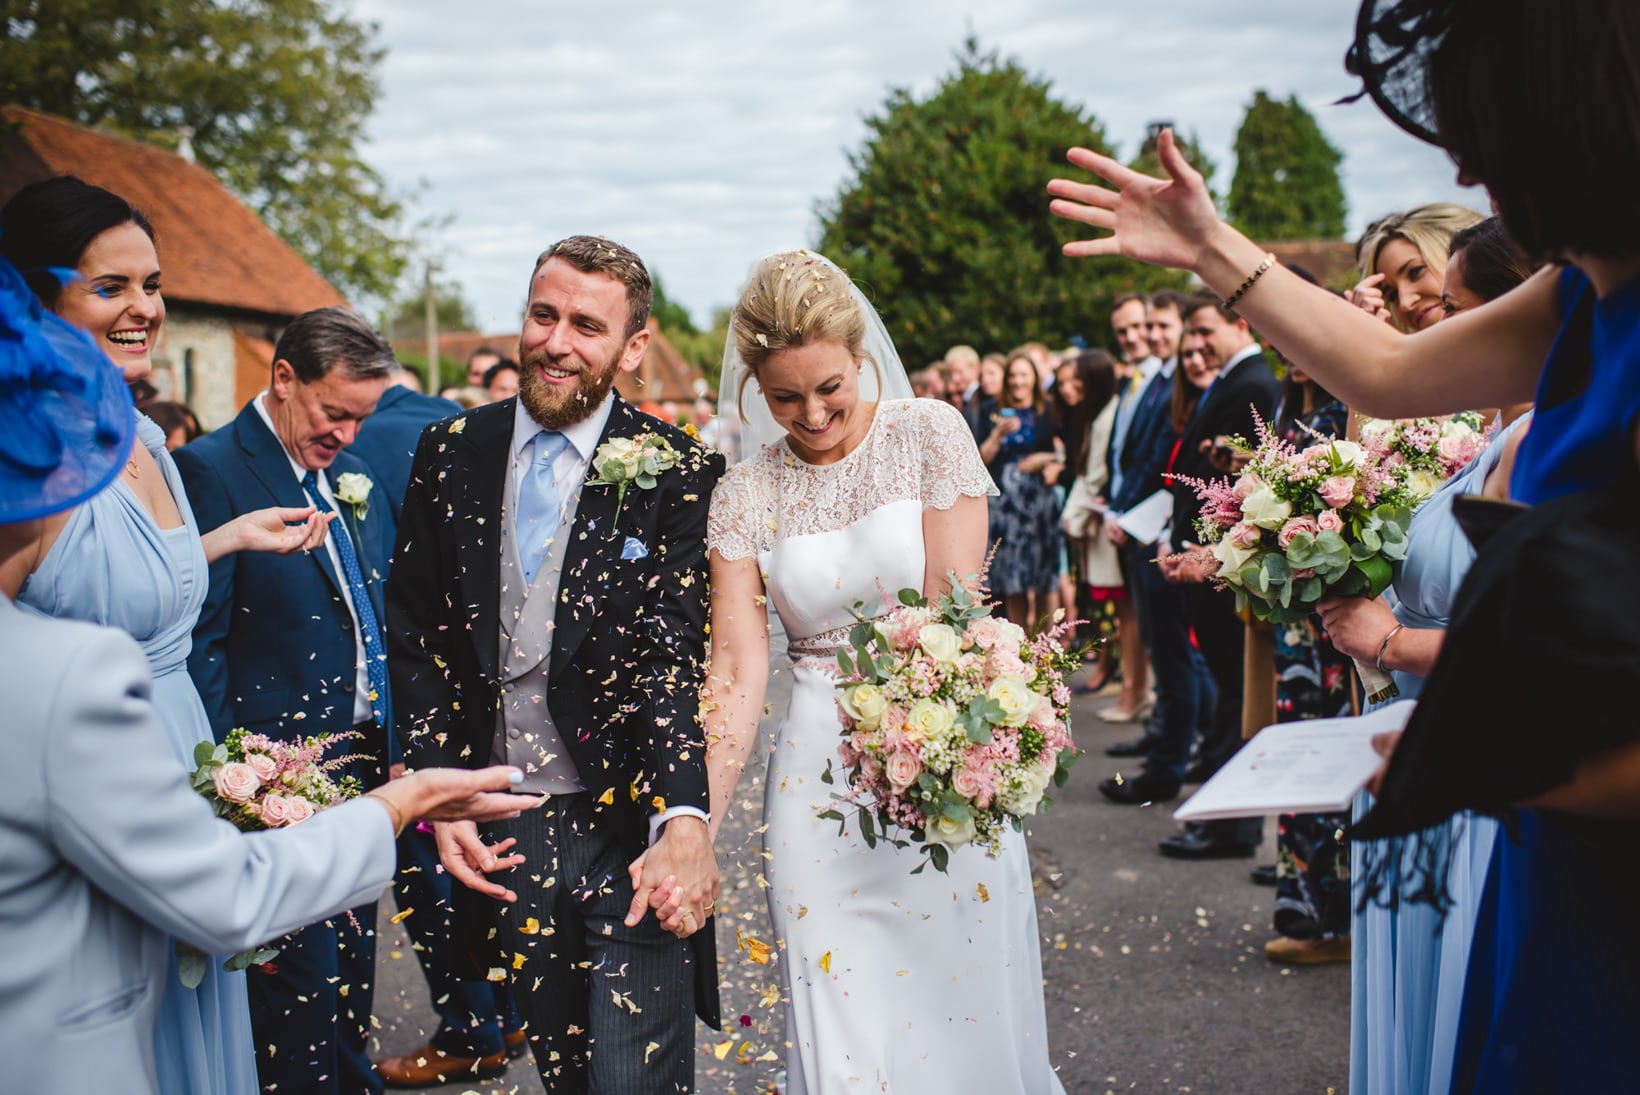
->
xmin=372 ymin=641 xmax=1348 ymax=1095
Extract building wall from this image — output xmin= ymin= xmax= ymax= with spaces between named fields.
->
xmin=156 ymin=310 xmax=241 ymax=429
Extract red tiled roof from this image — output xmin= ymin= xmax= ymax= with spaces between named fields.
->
xmin=0 ymin=105 xmax=346 ymax=318
xmin=1269 ymin=239 xmax=1360 ymax=293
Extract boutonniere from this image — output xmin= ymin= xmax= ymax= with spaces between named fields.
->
xmin=333 ymin=472 xmax=373 ymax=522
xmin=589 ymin=433 xmax=681 ymax=522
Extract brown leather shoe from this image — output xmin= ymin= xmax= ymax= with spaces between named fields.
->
xmin=1264 ymin=935 xmax=1351 ymax=965
xmin=376 ymin=1042 xmax=508 ymax=1087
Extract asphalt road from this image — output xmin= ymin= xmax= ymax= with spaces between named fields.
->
xmin=372 ymin=642 xmax=1348 ymax=1095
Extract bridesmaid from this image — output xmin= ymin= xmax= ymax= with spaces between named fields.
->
xmin=0 ymin=176 xmax=329 ymax=1095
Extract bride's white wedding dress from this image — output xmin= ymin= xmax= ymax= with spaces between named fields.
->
xmin=708 ymin=398 xmax=1065 ymax=1094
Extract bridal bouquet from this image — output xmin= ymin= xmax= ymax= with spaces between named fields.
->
xmin=820 ymin=578 xmax=1080 ymax=874
xmin=1186 ymin=412 xmax=1488 ymax=702
xmin=176 ymin=728 xmax=364 ymax=986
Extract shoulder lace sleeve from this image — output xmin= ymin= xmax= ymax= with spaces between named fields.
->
xmin=910 ymin=400 xmax=999 ymax=509
xmin=706 ymin=462 xmax=767 ymax=561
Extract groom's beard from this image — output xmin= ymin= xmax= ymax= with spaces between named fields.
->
xmin=517 ymin=345 xmax=621 ymax=430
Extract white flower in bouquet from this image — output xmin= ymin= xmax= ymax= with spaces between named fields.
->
xmin=1404 ymin=467 xmax=1441 ymax=500
xmin=1241 ymin=482 xmax=1293 ymax=529
xmin=986 ymin=675 xmax=1038 ymax=727
xmin=905 ymin=697 xmax=957 ymax=740
xmin=1328 ymin=439 xmax=1365 ymax=468
xmin=927 ymin=812 xmax=978 ymax=849
xmin=917 ymin=623 xmax=961 ymax=664
xmin=841 ymin=682 xmax=889 ymax=729
xmin=1212 ymin=536 xmax=1260 ymax=576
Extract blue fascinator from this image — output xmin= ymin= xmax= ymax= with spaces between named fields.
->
xmin=0 ymin=256 xmax=135 ymax=523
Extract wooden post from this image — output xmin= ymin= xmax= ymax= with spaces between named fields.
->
xmin=424 ymin=264 xmax=439 ymax=393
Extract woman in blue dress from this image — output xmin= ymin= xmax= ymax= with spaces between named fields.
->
xmin=978 ymin=351 xmax=1062 ymax=626
xmin=1 ymin=176 xmax=330 ymax=1095
xmin=1049 ymin=5 xmax=1640 ymax=1087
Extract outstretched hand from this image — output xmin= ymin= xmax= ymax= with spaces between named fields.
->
xmin=1047 ymin=128 xmax=1222 ymax=272
xmin=434 ymin=820 xmax=527 ymax=903
xmin=203 ymin=506 xmax=334 ymax=563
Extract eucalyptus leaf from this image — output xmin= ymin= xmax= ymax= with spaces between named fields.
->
xmin=178 ymin=954 xmax=207 ymax=989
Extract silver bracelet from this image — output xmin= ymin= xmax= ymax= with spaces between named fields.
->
xmin=1375 ymin=623 xmax=1406 ymax=674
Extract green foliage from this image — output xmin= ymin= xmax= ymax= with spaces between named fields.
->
xmin=1128 ymin=123 xmax=1220 ymax=208
xmin=1227 ymin=90 xmax=1347 ymax=242
xmin=650 ymin=274 xmax=697 ymax=336
xmin=817 ymin=38 xmax=1184 ymax=365
xmin=1 ymin=0 xmax=411 ymax=301
xmin=663 ymin=307 xmax=730 ymax=392
xmin=380 ymin=277 xmax=478 ymax=344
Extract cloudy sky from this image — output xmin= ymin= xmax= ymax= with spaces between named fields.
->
xmin=356 ymin=0 xmax=1478 ymax=334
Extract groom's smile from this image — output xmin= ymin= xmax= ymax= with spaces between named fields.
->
xmin=516 ymin=256 xmax=650 ymax=430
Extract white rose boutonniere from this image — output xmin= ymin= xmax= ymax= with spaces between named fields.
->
xmin=333 ymin=472 xmax=373 ymax=522
xmin=589 ymin=432 xmax=682 ymax=522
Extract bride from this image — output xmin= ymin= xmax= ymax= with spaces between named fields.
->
xmin=701 ymin=251 xmax=1065 ymax=1093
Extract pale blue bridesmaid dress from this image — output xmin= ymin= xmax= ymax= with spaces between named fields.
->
xmin=18 ymin=415 xmax=259 ymax=1095
xmin=1348 ymin=417 xmax=1526 ymax=1095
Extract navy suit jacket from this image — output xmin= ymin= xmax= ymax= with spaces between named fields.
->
xmin=1167 ymin=351 xmax=1280 ymax=551
xmin=346 ymin=384 xmax=462 ymax=543
xmin=175 ymin=399 xmax=397 ymax=779
xmin=1109 ymin=365 xmax=1181 ymax=518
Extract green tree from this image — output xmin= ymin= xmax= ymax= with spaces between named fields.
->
xmin=1 ymin=0 xmax=410 ymax=301
xmin=817 ymin=39 xmax=1182 ymax=365
xmin=650 ymin=273 xmax=699 ymax=336
xmin=379 ymin=277 xmax=478 ymax=346
xmin=1129 ymin=122 xmax=1220 ymax=209
xmin=1227 ymin=91 xmax=1347 ymax=241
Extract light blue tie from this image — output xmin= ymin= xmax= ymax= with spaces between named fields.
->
xmin=516 ymin=430 xmax=570 ymax=586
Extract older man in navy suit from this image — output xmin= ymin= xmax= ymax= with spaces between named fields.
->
xmin=177 ymin=306 xmax=399 ymax=1095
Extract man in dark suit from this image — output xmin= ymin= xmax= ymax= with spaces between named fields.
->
xmin=176 ymin=306 xmax=399 ymax=1094
xmin=351 ymin=369 xmax=529 ymax=1083
xmin=1153 ymin=293 xmax=1280 ymax=859
xmin=388 ymin=235 xmax=724 ymax=1093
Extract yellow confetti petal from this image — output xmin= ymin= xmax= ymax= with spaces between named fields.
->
xmin=818 ymin=951 xmax=832 ymax=974
xmin=485 ymin=967 xmax=507 ymax=982
xmin=512 ymin=952 xmax=527 ymax=970
xmin=976 ymin=882 xmax=990 ymax=903
xmin=651 ymin=795 xmax=666 ymax=812
xmin=596 ymin=787 xmax=615 ymax=806
xmin=713 ymin=1040 xmax=734 ymax=1060
xmin=390 ymin=907 xmax=413 ymax=924
xmin=521 ymin=917 xmax=540 ymax=935
xmin=644 ymin=1041 xmax=661 ymax=1064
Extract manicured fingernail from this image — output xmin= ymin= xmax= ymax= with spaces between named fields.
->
xmin=508 ymin=770 xmax=524 ymax=785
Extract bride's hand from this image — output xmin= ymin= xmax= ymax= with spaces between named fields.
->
xmin=1047 ymin=128 xmax=1224 ymax=273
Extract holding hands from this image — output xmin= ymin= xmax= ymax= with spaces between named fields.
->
xmin=627 ymin=816 xmax=720 ymax=939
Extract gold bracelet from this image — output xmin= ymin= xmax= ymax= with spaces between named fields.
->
xmin=366 ymin=790 xmax=406 ymax=838
xmin=1223 ymin=252 xmax=1277 ymax=312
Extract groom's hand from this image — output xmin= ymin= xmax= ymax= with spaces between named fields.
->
xmin=626 ymin=816 xmax=719 ymax=938
xmin=434 ymin=820 xmax=524 ymax=903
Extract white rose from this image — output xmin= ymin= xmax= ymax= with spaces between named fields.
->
xmin=333 ymin=472 xmax=372 ymax=506
xmin=1404 ymin=468 xmax=1441 ymax=500
xmin=986 ymin=676 xmax=1038 ymax=727
xmin=1328 ymin=439 xmax=1365 ymax=469
xmin=1211 ymin=536 xmax=1259 ymax=578
xmin=905 ymin=698 xmax=957 ymax=740
xmin=1438 ymin=418 xmax=1475 ymax=442
xmin=917 ymin=623 xmax=961 ymax=664
xmin=841 ymin=683 xmax=888 ymax=729
xmin=1240 ymin=482 xmax=1293 ymax=530
xmin=926 ymin=812 xmax=977 ymax=849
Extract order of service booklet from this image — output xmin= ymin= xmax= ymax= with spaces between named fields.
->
xmin=1173 ymin=701 xmax=1417 ymax=822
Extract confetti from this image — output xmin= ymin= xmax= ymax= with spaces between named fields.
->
xmin=389 ymin=907 xmax=413 ymax=924
xmin=818 ymin=951 xmax=832 ymax=974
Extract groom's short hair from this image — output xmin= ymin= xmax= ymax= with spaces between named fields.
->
xmin=532 ymin=235 xmax=653 ymax=340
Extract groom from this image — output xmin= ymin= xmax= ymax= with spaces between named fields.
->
xmin=386 ymin=235 xmax=724 ymax=1093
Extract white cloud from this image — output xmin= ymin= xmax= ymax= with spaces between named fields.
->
xmin=357 ymin=0 xmax=1480 ymax=332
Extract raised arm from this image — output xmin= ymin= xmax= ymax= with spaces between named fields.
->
xmin=1047 ymin=129 xmax=1562 ymax=418
xmin=702 ymin=550 xmax=771 ymax=841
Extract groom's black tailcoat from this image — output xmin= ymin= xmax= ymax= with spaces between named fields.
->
xmin=385 ymin=394 xmax=724 ymax=1030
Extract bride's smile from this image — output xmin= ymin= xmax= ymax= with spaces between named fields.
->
xmin=758 ymin=338 xmax=876 ymax=465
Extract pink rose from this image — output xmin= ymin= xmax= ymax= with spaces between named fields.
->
xmin=1277 ymin=515 xmax=1319 ymax=548
xmin=1317 ymin=509 xmax=1344 ymax=533
xmin=213 ymin=761 xmax=261 ymax=804
xmin=1318 ymin=476 xmax=1356 ymax=508
xmin=1232 ymin=474 xmax=1262 ymax=502
xmin=858 ymin=755 xmax=884 ymax=787
xmin=258 ymin=793 xmax=293 ymax=826
xmin=284 ymin=797 xmax=315 ymax=825
xmin=1292 ymin=566 xmax=1317 ymax=580
xmin=1226 ymin=522 xmax=1261 ymax=549
xmin=244 ymin=752 xmax=278 ymax=783
xmin=885 ymin=750 xmax=922 ymax=792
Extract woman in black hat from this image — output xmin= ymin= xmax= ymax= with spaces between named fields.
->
xmin=1049 ymin=2 xmax=1640 ymax=1089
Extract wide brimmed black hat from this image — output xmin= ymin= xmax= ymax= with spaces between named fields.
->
xmin=0 ymin=257 xmax=135 ymax=523
xmin=1344 ymin=0 xmax=1460 ymax=147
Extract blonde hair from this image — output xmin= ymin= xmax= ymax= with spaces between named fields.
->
xmin=730 ymin=251 xmax=873 ymax=416
xmin=1357 ymin=203 xmax=1486 ymax=328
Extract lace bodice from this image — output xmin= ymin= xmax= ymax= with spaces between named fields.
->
xmin=707 ymin=399 xmax=995 ymax=660
xmin=707 ymin=399 xmax=995 ymax=560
